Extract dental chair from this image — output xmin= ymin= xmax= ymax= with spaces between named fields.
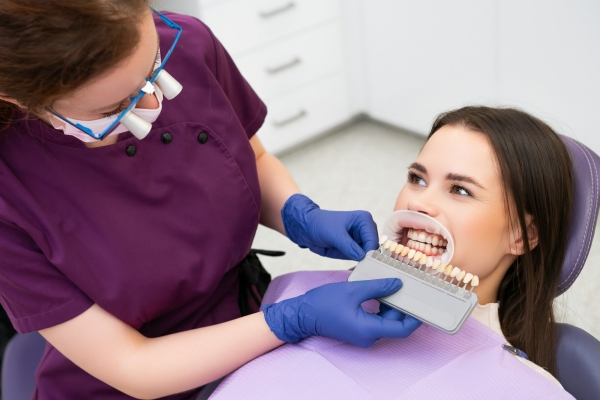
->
xmin=2 ymin=135 xmax=600 ymax=400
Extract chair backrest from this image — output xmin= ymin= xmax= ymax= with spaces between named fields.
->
xmin=556 ymin=136 xmax=600 ymax=399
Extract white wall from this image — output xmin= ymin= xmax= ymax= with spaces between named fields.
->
xmin=361 ymin=0 xmax=600 ymax=154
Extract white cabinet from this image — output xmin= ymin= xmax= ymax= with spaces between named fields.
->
xmin=361 ymin=1 xmax=600 ymax=154
xmin=362 ymin=0 xmax=496 ymax=135
xmin=201 ymin=0 xmax=352 ymax=154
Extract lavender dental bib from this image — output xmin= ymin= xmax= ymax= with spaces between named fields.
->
xmin=211 ymin=270 xmax=573 ymax=400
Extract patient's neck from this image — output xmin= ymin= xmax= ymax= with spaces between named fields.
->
xmin=474 ymin=254 xmax=516 ymax=305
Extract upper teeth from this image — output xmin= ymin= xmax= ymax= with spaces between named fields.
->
xmin=408 ymin=229 xmax=447 ymax=247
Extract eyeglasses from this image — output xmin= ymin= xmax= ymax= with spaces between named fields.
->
xmin=47 ymin=8 xmax=183 ymax=140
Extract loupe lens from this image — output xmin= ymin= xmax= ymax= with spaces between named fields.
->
xmin=154 ymin=69 xmax=183 ymax=100
xmin=120 ymin=110 xmax=152 ymax=140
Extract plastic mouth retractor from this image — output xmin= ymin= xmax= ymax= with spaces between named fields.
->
xmin=382 ymin=210 xmax=455 ymax=264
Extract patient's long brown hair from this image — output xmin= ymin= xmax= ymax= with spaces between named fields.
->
xmin=429 ymin=106 xmax=573 ymax=377
xmin=0 ymin=0 xmax=148 ymax=130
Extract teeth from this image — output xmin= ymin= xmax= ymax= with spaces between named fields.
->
xmin=384 ymin=240 xmax=392 ymax=250
xmin=395 ymin=244 xmax=404 ymax=255
xmin=425 ymin=244 xmax=432 ymax=254
xmin=432 ymin=259 xmax=441 ymax=270
xmin=418 ymin=242 xmax=425 ymax=251
xmin=401 ymin=247 xmax=410 ymax=256
xmin=413 ymin=251 xmax=423 ymax=261
xmin=450 ymin=267 xmax=460 ymax=278
xmin=426 ymin=256 xmax=433 ymax=268
xmin=432 ymin=236 xmax=439 ymax=246
xmin=456 ymin=270 xmax=466 ymax=283
xmin=407 ymin=249 xmax=416 ymax=259
xmin=390 ymin=242 xmax=398 ymax=252
xmin=425 ymin=235 xmax=432 ymax=244
xmin=418 ymin=254 xmax=427 ymax=265
xmin=418 ymin=232 xmax=426 ymax=242
xmin=471 ymin=275 xmax=479 ymax=287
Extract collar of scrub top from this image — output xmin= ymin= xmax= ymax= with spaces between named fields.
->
xmin=46 ymin=7 xmax=183 ymax=141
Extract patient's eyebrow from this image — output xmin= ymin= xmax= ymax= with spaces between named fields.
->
xmin=446 ymin=173 xmax=485 ymax=189
xmin=408 ymin=162 xmax=427 ymax=174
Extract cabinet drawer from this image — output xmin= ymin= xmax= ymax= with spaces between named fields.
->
xmin=237 ymin=21 xmax=344 ymax=100
xmin=202 ymin=0 xmax=341 ymax=56
xmin=258 ymin=73 xmax=351 ymax=154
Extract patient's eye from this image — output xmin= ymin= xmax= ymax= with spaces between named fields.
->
xmin=451 ymin=184 xmax=471 ymax=197
xmin=407 ymin=171 xmax=426 ymax=187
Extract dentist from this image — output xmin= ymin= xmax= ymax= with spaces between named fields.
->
xmin=0 ymin=1 xmax=421 ymax=399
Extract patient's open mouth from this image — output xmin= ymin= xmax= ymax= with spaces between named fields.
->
xmin=403 ymin=228 xmax=447 ymax=257
xmin=381 ymin=210 xmax=454 ymax=264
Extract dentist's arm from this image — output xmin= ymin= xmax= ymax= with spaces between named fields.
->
xmin=251 ymin=136 xmax=379 ymax=260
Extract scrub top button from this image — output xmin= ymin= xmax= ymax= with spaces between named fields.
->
xmin=126 ymin=145 xmax=137 ymax=157
xmin=161 ymin=132 xmax=173 ymax=144
xmin=198 ymin=132 xmax=208 ymax=144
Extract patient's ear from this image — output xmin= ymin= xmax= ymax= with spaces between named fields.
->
xmin=509 ymin=215 xmax=539 ymax=256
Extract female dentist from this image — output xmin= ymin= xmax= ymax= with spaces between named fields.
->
xmin=0 ymin=2 xmax=421 ymax=399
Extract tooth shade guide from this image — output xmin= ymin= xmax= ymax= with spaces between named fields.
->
xmin=456 ymin=270 xmax=466 ymax=284
xmin=463 ymin=273 xmax=473 ymax=286
xmin=379 ymin=235 xmax=388 ymax=246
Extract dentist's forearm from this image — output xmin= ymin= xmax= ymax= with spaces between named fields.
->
xmin=251 ymin=135 xmax=300 ymax=235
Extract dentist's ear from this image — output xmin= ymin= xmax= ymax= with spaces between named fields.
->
xmin=0 ymin=94 xmax=25 ymax=108
xmin=509 ymin=214 xmax=539 ymax=256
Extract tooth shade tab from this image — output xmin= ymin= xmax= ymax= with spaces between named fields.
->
xmin=413 ymin=251 xmax=423 ymax=261
xmin=390 ymin=242 xmax=398 ymax=252
xmin=379 ymin=235 xmax=388 ymax=245
xmin=395 ymin=245 xmax=404 ymax=254
xmin=418 ymin=254 xmax=427 ymax=264
xmin=450 ymin=267 xmax=460 ymax=278
xmin=456 ymin=270 xmax=466 ymax=282
xmin=426 ymin=257 xmax=434 ymax=268
xmin=433 ymin=260 xmax=441 ymax=270
xmin=444 ymin=265 xmax=453 ymax=276
xmin=463 ymin=273 xmax=473 ymax=285
xmin=471 ymin=275 xmax=480 ymax=287
xmin=407 ymin=249 xmax=416 ymax=259
xmin=401 ymin=247 xmax=410 ymax=256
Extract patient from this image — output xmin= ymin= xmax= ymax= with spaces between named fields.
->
xmin=213 ymin=106 xmax=574 ymax=398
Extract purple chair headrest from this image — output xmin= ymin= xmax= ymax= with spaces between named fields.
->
xmin=558 ymin=136 xmax=600 ymax=295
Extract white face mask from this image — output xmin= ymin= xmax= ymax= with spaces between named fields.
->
xmin=50 ymin=83 xmax=164 ymax=143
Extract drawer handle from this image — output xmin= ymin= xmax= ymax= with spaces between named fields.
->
xmin=266 ymin=57 xmax=302 ymax=74
xmin=259 ymin=2 xmax=296 ymax=19
xmin=273 ymin=109 xmax=307 ymax=127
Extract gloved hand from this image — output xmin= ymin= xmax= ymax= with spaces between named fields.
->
xmin=262 ymin=278 xmax=422 ymax=348
xmin=281 ymin=194 xmax=378 ymax=261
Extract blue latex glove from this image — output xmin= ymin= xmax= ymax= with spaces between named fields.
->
xmin=281 ymin=194 xmax=379 ymax=261
xmin=262 ymin=278 xmax=422 ymax=348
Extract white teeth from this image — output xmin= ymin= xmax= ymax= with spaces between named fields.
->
xmin=432 ymin=236 xmax=439 ymax=246
xmin=425 ymin=244 xmax=432 ymax=254
xmin=418 ymin=232 xmax=426 ymax=242
xmin=410 ymin=231 xmax=417 ymax=240
xmin=425 ymin=235 xmax=432 ymax=244
xmin=419 ymin=242 xmax=425 ymax=251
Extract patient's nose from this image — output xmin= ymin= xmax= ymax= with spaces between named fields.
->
xmin=407 ymin=192 xmax=439 ymax=217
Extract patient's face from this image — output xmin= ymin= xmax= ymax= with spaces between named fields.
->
xmin=394 ymin=125 xmax=516 ymax=296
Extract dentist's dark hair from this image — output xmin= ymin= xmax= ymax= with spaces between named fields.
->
xmin=0 ymin=0 xmax=149 ymax=130
xmin=428 ymin=106 xmax=573 ymax=378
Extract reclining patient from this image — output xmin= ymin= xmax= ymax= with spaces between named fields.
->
xmin=212 ymin=106 xmax=575 ymax=399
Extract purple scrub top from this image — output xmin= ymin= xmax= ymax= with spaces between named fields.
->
xmin=0 ymin=13 xmax=266 ymax=400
